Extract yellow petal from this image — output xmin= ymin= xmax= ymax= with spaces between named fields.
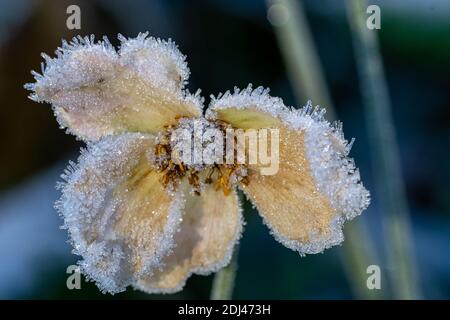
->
xmin=208 ymin=86 xmax=370 ymax=254
xmin=57 ymin=133 xmax=185 ymax=293
xmin=242 ymin=127 xmax=341 ymax=254
xmin=135 ymin=184 xmax=243 ymax=293
xmin=206 ymin=86 xmax=283 ymax=129
xmin=26 ymin=34 xmax=202 ymax=141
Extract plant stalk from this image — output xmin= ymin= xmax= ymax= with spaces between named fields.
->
xmin=345 ymin=0 xmax=421 ymax=299
xmin=267 ymin=0 xmax=382 ymax=299
xmin=210 ymin=245 xmax=239 ymax=300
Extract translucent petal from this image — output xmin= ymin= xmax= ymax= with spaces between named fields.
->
xmin=56 ymin=133 xmax=185 ymax=293
xmin=135 ymin=183 xmax=243 ymax=293
xmin=25 ymin=34 xmax=202 ymax=141
xmin=208 ymin=85 xmax=370 ymax=254
xmin=241 ymin=127 xmax=342 ymax=254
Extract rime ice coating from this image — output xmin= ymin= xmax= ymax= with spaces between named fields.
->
xmin=118 ymin=33 xmax=190 ymax=93
xmin=56 ymin=133 xmax=187 ymax=293
xmin=208 ymin=85 xmax=370 ymax=254
xmin=134 ymin=189 xmax=244 ymax=294
xmin=26 ymin=33 xmax=370 ymax=295
xmin=25 ymin=33 xmax=203 ymax=141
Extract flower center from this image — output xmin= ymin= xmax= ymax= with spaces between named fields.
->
xmin=153 ymin=117 xmax=249 ymax=196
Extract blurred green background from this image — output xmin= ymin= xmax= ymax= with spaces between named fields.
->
xmin=0 ymin=0 xmax=449 ymax=299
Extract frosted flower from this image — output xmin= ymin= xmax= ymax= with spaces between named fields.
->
xmin=25 ymin=33 xmax=370 ymax=294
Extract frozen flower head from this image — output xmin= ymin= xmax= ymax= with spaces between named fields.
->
xmin=25 ymin=33 xmax=370 ymax=294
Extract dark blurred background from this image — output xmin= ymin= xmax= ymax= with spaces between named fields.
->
xmin=0 ymin=0 xmax=449 ymax=299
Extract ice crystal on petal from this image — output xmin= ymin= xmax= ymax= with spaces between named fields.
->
xmin=134 ymin=187 xmax=244 ymax=294
xmin=56 ymin=133 xmax=185 ymax=294
xmin=252 ymin=203 xmax=345 ymax=256
xmin=25 ymin=33 xmax=203 ymax=141
xmin=209 ymin=85 xmax=370 ymax=254
xmin=302 ymin=114 xmax=371 ymax=221
xmin=118 ymin=32 xmax=190 ymax=93
xmin=25 ymin=35 xmax=118 ymax=102
xmin=206 ymin=84 xmax=285 ymax=121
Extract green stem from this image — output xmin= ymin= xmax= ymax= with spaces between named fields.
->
xmin=342 ymin=220 xmax=383 ymax=299
xmin=345 ymin=0 xmax=421 ymax=299
xmin=210 ymin=245 xmax=239 ymax=300
xmin=267 ymin=0 xmax=382 ymax=299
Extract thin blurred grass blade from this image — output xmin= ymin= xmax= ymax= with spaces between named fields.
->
xmin=266 ymin=0 xmax=334 ymax=119
xmin=342 ymin=220 xmax=383 ymax=299
xmin=345 ymin=0 xmax=421 ymax=299
xmin=210 ymin=245 xmax=239 ymax=300
xmin=266 ymin=0 xmax=382 ymax=299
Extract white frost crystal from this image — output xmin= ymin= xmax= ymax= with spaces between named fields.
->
xmin=209 ymin=85 xmax=370 ymax=255
xmin=56 ymin=133 xmax=186 ymax=293
xmin=209 ymin=85 xmax=370 ymax=219
xmin=26 ymin=34 xmax=370 ymax=294
xmin=25 ymin=33 xmax=202 ymax=141
xmin=118 ymin=32 xmax=190 ymax=93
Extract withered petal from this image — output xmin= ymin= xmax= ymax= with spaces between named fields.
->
xmin=57 ymin=133 xmax=185 ymax=293
xmin=135 ymin=182 xmax=243 ymax=293
xmin=208 ymin=85 xmax=370 ymax=255
xmin=26 ymin=33 xmax=202 ymax=141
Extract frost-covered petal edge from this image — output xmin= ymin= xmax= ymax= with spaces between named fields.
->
xmin=55 ymin=133 xmax=186 ymax=294
xmin=208 ymin=85 xmax=370 ymax=253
